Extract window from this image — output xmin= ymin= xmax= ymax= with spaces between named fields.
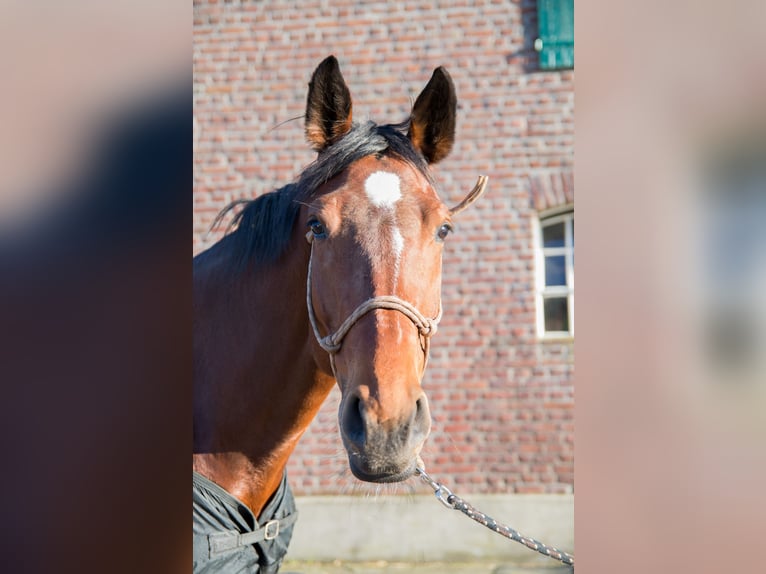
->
xmin=536 ymin=209 xmax=574 ymax=337
xmin=535 ymin=0 xmax=574 ymax=70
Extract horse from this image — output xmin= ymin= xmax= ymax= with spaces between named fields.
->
xmin=193 ymin=55 xmax=487 ymax=573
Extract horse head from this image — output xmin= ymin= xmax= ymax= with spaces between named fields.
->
xmin=301 ymin=56 xmax=486 ymax=483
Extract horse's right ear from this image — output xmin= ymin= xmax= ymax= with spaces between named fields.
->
xmin=305 ymin=56 xmax=353 ymax=152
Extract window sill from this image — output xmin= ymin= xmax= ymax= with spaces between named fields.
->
xmin=539 ymin=334 xmax=574 ymax=343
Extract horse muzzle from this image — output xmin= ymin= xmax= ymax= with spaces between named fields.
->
xmin=339 ymin=390 xmax=431 ymax=483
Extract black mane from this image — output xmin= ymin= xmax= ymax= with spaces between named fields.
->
xmin=209 ymin=121 xmax=433 ymax=271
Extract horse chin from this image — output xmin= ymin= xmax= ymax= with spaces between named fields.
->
xmin=347 ymin=457 xmax=418 ymax=483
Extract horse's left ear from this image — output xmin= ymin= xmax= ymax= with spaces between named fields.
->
xmin=408 ymin=67 xmax=457 ymax=164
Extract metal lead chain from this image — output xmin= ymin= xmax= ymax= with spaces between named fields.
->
xmin=415 ymin=465 xmax=456 ymax=509
xmin=414 ymin=464 xmax=574 ymax=568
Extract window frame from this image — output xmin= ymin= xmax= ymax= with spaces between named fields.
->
xmin=535 ymin=206 xmax=574 ymax=339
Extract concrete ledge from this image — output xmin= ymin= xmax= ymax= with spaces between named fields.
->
xmin=282 ymin=560 xmax=573 ymax=573
xmin=285 ymin=494 xmax=573 ymax=564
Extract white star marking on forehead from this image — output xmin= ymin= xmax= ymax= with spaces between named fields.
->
xmin=364 ymin=171 xmax=405 ymax=284
xmin=364 ymin=171 xmax=401 ymax=208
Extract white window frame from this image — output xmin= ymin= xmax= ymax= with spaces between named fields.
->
xmin=535 ymin=206 xmax=574 ymax=339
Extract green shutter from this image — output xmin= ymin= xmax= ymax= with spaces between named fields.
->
xmin=535 ymin=0 xmax=574 ymax=70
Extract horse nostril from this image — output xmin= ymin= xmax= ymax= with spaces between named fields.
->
xmin=343 ymin=394 xmax=366 ymax=449
xmin=413 ymin=394 xmax=431 ymax=439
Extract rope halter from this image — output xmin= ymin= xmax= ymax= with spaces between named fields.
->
xmin=305 ymin=236 xmax=442 ymax=378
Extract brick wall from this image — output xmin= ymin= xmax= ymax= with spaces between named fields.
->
xmin=194 ymin=0 xmax=574 ymax=495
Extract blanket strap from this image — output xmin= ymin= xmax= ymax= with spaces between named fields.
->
xmin=207 ymin=512 xmax=299 ymax=557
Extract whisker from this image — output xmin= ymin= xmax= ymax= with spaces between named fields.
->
xmin=266 ymin=114 xmax=304 ymax=133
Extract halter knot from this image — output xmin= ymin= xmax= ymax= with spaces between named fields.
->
xmin=420 ymin=320 xmax=438 ymax=337
xmin=317 ymin=335 xmax=342 ymax=354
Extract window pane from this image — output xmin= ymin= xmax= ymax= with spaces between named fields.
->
xmin=544 ymin=297 xmax=569 ymax=332
xmin=545 ymin=255 xmax=567 ymax=286
xmin=570 ymin=219 xmax=574 ymax=246
xmin=542 ymin=222 xmax=565 ymax=247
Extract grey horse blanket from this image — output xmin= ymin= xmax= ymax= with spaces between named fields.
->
xmin=193 ymin=471 xmax=297 ymax=573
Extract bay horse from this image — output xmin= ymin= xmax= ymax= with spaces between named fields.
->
xmin=193 ymin=56 xmax=486 ymax=573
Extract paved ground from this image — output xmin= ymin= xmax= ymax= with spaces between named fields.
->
xmin=282 ymin=560 xmax=574 ymax=573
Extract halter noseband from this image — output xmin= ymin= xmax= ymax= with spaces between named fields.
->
xmin=305 ymin=236 xmax=442 ymax=378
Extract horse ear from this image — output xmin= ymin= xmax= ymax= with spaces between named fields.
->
xmin=305 ymin=55 xmax=353 ymax=152
xmin=408 ymin=67 xmax=457 ymax=164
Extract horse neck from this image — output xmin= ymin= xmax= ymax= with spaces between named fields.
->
xmin=193 ymin=231 xmax=335 ymax=516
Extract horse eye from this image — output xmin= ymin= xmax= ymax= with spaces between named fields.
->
xmin=437 ymin=223 xmax=453 ymax=241
xmin=308 ymin=218 xmax=328 ymax=238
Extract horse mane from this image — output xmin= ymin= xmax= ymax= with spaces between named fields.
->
xmin=213 ymin=120 xmax=433 ymax=271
